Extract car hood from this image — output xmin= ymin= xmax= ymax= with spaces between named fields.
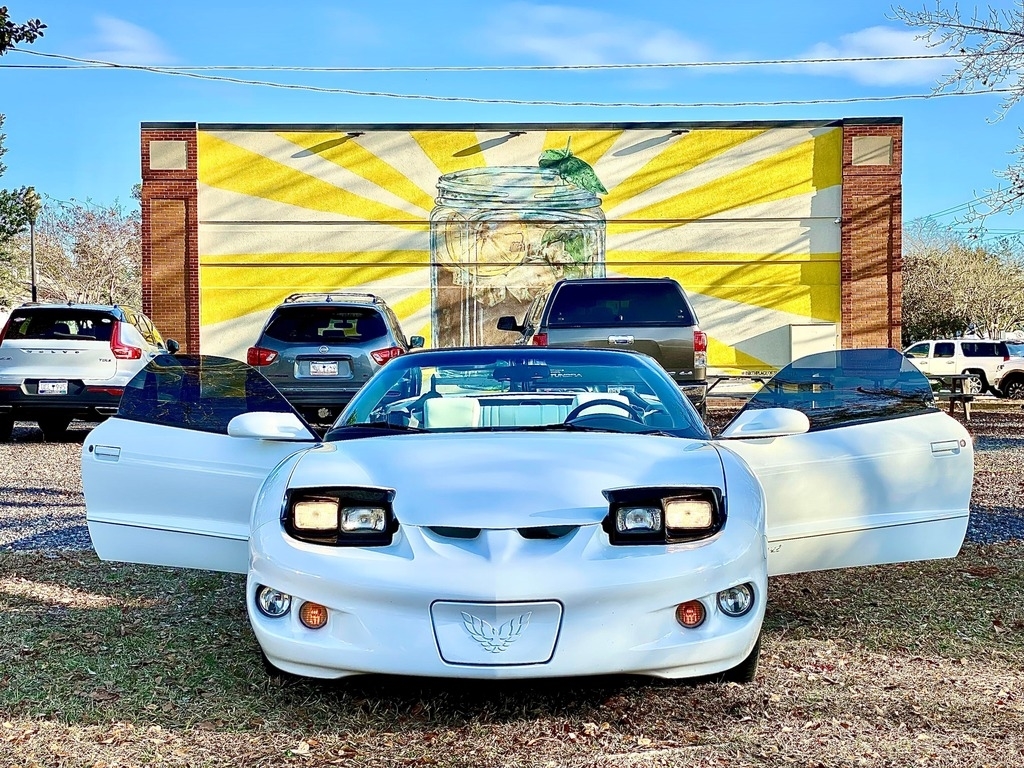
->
xmin=288 ymin=432 xmax=724 ymax=528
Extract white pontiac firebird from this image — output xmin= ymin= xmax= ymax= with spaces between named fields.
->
xmin=83 ymin=347 xmax=973 ymax=683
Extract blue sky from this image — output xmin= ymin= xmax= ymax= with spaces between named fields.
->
xmin=1 ymin=0 xmax=1021 ymax=233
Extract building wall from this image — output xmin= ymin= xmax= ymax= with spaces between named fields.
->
xmin=140 ymin=120 xmax=903 ymax=368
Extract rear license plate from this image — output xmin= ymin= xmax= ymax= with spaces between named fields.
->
xmin=38 ymin=380 xmax=68 ymax=395
xmin=310 ymin=362 xmax=339 ymax=376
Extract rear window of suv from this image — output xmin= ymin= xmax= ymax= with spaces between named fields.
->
xmin=546 ymin=282 xmax=695 ymax=327
xmin=262 ymin=307 xmax=388 ymax=344
xmin=961 ymin=341 xmax=1008 ymax=357
xmin=3 ymin=309 xmax=116 ymax=341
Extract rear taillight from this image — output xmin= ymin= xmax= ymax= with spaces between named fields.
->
xmin=110 ymin=323 xmax=142 ymax=360
xmin=1005 ymin=354 xmax=1011 ymax=362
xmin=0 ymin=314 xmax=12 ymax=347
xmin=693 ymin=330 xmax=708 ymax=369
xmin=532 ymin=333 xmax=548 ymax=347
xmin=246 ymin=346 xmax=279 ymax=366
xmin=370 ymin=346 xmax=405 ymax=365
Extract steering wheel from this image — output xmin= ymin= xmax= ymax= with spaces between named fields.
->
xmin=564 ymin=398 xmax=644 ymax=423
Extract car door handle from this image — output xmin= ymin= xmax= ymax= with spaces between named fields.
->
xmin=608 ymin=335 xmax=634 ymax=345
xmin=92 ymin=444 xmax=121 ymax=462
xmin=930 ymin=440 xmax=961 ymax=456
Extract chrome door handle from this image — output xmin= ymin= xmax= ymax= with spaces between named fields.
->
xmin=608 ymin=335 xmax=634 ymax=345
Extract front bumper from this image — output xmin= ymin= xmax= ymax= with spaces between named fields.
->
xmin=247 ymin=518 xmax=766 ymax=680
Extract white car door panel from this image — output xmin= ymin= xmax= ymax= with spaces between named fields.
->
xmin=84 ymin=418 xmax=309 ymax=573
xmin=718 ymin=349 xmax=974 ymax=576
xmin=722 ymin=411 xmax=972 ymax=575
xmin=82 ymin=355 xmax=316 ymax=573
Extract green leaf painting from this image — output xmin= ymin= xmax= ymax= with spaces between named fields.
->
xmin=538 ymin=139 xmax=607 ymax=195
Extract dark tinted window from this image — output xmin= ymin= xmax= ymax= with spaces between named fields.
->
xmin=961 ymin=342 xmax=1006 ymax=357
xmin=740 ymin=348 xmax=937 ymax=431
xmin=546 ymin=281 xmax=695 ymax=327
xmin=118 ymin=355 xmax=296 ymax=434
xmin=263 ymin=306 xmax=387 ymax=344
xmin=4 ymin=309 xmax=116 ymax=341
xmin=934 ymin=343 xmax=955 ymax=358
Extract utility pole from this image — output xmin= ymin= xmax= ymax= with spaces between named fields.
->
xmin=23 ymin=187 xmax=42 ymax=302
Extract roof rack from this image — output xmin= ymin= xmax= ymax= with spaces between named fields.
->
xmin=282 ymin=292 xmax=382 ymax=305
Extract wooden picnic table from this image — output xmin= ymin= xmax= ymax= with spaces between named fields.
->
xmin=925 ymin=373 xmax=980 ymax=421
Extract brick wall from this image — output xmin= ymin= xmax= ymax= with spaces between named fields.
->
xmin=840 ymin=120 xmax=903 ymax=348
xmin=140 ymin=126 xmax=199 ymax=353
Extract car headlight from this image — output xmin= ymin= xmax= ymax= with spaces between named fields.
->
xmin=293 ymin=498 xmax=339 ymax=531
xmin=285 ymin=487 xmax=397 ymax=546
xmin=603 ymin=487 xmax=724 ymax=545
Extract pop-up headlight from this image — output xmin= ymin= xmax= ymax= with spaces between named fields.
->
xmin=285 ymin=487 xmax=397 ymax=546
xmin=603 ymin=487 xmax=724 ymax=545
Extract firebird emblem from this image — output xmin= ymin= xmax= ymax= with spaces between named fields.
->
xmin=461 ymin=611 xmax=532 ymax=653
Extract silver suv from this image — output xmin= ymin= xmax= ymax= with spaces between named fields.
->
xmin=0 ymin=303 xmax=176 ymax=441
xmin=246 ymin=293 xmax=423 ymax=425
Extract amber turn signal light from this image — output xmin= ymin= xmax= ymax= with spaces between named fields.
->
xmin=676 ymin=600 xmax=706 ymax=628
xmin=299 ymin=601 xmax=329 ymax=629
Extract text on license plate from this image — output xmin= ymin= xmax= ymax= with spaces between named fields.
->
xmin=310 ymin=362 xmax=338 ymax=376
xmin=38 ymin=380 xmax=69 ymax=395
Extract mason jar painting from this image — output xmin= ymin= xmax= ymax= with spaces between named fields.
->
xmin=430 ymin=166 xmax=606 ymax=347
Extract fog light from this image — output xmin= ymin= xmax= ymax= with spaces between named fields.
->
xmin=299 ymin=601 xmax=329 ymax=629
xmin=255 ymin=586 xmax=291 ymax=618
xmin=675 ymin=600 xmax=706 ymax=628
xmin=717 ymin=584 xmax=755 ymax=617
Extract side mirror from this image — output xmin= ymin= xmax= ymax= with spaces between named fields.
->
xmin=718 ymin=408 xmax=810 ymax=439
xmin=227 ymin=411 xmax=316 ymax=441
xmin=409 ymin=335 xmax=425 ymax=349
xmin=164 ymin=339 xmax=180 ymax=354
xmin=496 ymin=316 xmax=522 ymax=333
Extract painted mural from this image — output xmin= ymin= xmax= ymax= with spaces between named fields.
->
xmin=196 ymin=126 xmax=843 ymax=372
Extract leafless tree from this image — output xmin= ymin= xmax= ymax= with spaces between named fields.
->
xmin=902 ymin=219 xmax=1024 ymax=343
xmin=1 ymin=197 xmax=141 ymax=308
xmin=894 ymin=2 xmax=1024 ymax=217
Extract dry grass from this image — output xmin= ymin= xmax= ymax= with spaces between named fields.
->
xmin=1 ymin=545 xmax=1022 ymax=767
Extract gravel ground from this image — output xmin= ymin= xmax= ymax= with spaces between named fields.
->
xmin=1 ymin=405 xmax=1022 ymax=552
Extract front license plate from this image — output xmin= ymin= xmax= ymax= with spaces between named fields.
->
xmin=38 ymin=380 xmax=68 ymax=395
xmin=310 ymin=362 xmax=338 ymax=376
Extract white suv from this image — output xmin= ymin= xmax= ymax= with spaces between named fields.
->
xmin=0 ymin=303 xmax=177 ymax=440
xmin=901 ymin=339 xmax=1012 ymax=395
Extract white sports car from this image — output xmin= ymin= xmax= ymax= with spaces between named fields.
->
xmin=82 ymin=347 xmax=973 ymax=682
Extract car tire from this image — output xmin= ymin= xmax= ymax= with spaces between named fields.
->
xmin=1001 ymin=375 xmax=1024 ymax=400
xmin=38 ymin=415 xmax=73 ymax=442
xmin=0 ymin=416 xmax=13 ymax=442
xmin=717 ymin=635 xmax=761 ymax=684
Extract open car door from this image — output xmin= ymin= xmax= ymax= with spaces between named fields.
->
xmin=717 ymin=348 xmax=973 ymax=576
xmin=83 ymin=355 xmax=318 ymax=574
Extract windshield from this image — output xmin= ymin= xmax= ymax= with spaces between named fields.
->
xmin=327 ymin=348 xmax=709 ymax=439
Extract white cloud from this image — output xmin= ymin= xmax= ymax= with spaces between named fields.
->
xmin=89 ymin=16 xmax=174 ymax=65
xmin=798 ymin=26 xmax=953 ymax=86
xmin=480 ymin=3 xmax=708 ymax=65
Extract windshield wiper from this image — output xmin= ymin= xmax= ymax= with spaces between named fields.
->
xmin=325 ymin=421 xmax=427 ymax=440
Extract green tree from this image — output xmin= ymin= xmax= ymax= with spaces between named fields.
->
xmin=0 ymin=6 xmax=45 ymax=55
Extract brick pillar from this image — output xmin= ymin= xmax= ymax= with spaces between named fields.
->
xmin=141 ymin=124 xmax=200 ymax=353
xmin=840 ymin=118 xmax=903 ymax=349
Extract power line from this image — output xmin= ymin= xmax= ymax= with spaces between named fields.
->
xmin=0 ymin=49 xmax=1010 ymax=108
xmin=921 ymin=189 xmax=1009 ymax=219
xmin=8 ymin=48 xmax=962 ymax=72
